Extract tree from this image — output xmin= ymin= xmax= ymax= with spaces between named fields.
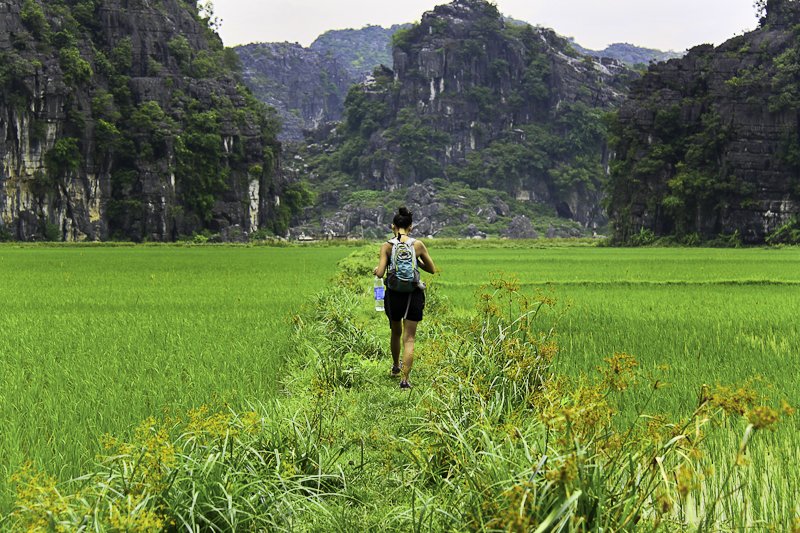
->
xmin=754 ymin=0 xmax=768 ymax=21
xmin=175 ymin=111 xmax=227 ymax=221
xmin=198 ymin=1 xmax=221 ymax=31
xmin=755 ymin=0 xmax=798 ymax=25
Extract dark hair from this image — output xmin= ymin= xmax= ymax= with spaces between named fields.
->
xmin=393 ymin=206 xmax=413 ymax=229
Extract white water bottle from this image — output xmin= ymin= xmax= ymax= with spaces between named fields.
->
xmin=374 ymin=276 xmax=385 ymax=312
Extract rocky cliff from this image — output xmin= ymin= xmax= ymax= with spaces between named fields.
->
xmin=607 ymin=0 xmax=800 ymax=243
xmin=0 ymin=0 xmax=283 ymax=242
xmin=236 ymin=25 xmax=407 ymax=141
xmin=236 ymin=42 xmax=353 ymax=141
xmin=306 ymin=0 xmax=634 ymax=232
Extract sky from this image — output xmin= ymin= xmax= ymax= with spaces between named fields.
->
xmin=211 ymin=0 xmax=759 ymax=52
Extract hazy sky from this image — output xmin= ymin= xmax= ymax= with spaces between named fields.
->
xmin=212 ymin=0 xmax=759 ymax=52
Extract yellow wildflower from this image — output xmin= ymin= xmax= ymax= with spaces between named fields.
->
xmin=747 ymin=406 xmax=779 ymax=430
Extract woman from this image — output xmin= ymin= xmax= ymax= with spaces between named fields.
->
xmin=373 ymin=207 xmax=437 ymax=389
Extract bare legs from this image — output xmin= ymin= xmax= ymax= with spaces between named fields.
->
xmin=401 ymin=320 xmax=418 ymax=383
xmin=390 ymin=320 xmax=402 ymax=369
xmin=390 ymin=319 xmax=418 ymax=386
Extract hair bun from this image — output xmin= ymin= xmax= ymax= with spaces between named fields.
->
xmin=398 ymin=206 xmax=411 ymax=217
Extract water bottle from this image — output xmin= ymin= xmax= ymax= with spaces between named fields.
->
xmin=374 ymin=276 xmax=385 ymax=312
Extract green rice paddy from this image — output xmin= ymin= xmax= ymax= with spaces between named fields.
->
xmin=434 ymin=247 xmax=800 ymax=415
xmin=1 ymin=243 xmax=798 ymax=516
xmin=0 ymin=245 xmax=350 ymax=510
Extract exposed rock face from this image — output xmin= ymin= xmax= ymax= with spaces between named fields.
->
xmin=388 ymin=0 xmax=626 ymax=167
xmin=464 ymin=223 xmax=487 ymax=238
xmin=236 ymin=25 xmax=410 ymax=141
xmin=316 ymin=181 xmax=445 ymax=239
xmin=608 ymin=0 xmax=800 ymax=243
xmin=236 ymin=43 xmax=354 ymax=141
xmin=302 ymin=178 xmax=587 ymax=239
xmin=314 ymin=0 xmax=634 ymax=229
xmin=0 ymin=0 xmax=281 ymax=242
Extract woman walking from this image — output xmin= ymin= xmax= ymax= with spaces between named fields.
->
xmin=373 ymin=207 xmax=437 ymax=389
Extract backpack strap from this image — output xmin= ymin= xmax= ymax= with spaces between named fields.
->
xmin=408 ymin=238 xmax=418 ymax=269
xmin=388 ymin=238 xmax=399 ymax=274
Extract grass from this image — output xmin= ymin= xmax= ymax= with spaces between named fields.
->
xmin=1 ymin=242 xmax=799 ymax=529
xmin=0 ymin=245 xmax=351 ymax=512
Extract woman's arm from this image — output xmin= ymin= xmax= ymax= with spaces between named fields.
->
xmin=373 ymin=242 xmax=392 ymax=277
xmin=415 ymin=241 xmax=437 ymax=274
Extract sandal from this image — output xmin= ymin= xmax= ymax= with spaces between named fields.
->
xmin=391 ymin=365 xmax=401 ymax=376
xmin=399 ymin=380 xmax=412 ymax=389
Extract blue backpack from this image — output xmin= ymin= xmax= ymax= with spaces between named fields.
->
xmin=387 ymin=236 xmax=420 ymax=292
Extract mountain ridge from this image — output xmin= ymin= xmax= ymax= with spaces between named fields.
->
xmin=236 ymin=19 xmax=678 ymax=142
xmin=285 ymin=0 xmax=638 ymax=239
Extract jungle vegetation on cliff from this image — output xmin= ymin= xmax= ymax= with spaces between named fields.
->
xmin=607 ymin=0 xmax=800 ymax=245
xmin=0 ymin=0 xmax=294 ymax=242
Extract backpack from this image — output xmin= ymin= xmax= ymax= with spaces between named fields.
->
xmin=386 ymin=236 xmax=420 ymax=293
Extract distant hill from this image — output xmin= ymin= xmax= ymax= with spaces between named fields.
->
xmin=608 ymin=0 xmax=800 ymax=244
xmin=0 ymin=0 xmax=283 ymax=242
xmin=237 ymin=18 xmax=677 ymax=142
xmin=236 ymin=25 xmax=409 ymax=141
xmin=571 ymin=42 xmax=683 ymax=66
xmin=310 ymin=25 xmax=411 ymax=79
xmin=236 ymin=43 xmax=354 ymax=141
xmin=296 ymin=0 xmax=639 ymax=238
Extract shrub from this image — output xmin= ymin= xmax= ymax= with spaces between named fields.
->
xmin=168 ymin=35 xmax=192 ymax=70
xmin=45 ymin=137 xmax=81 ymax=179
xmin=191 ymin=50 xmax=221 ymax=78
xmin=59 ymin=47 xmax=93 ymax=85
xmin=629 ymin=227 xmax=656 ymax=246
xmin=766 ymin=218 xmax=800 ymax=245
xmin=20 ymin=0 xmax=49 ymax=40
xmin=110 ymin=37 xmax=133 ymax=72
xmin=391 ymin=25 xmax=417 ymax=52
xmin=42 ymin=221 xmax=61 ymax=241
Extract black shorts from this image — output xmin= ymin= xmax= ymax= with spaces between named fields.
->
xmin=384 ymin=288 xmax=425 ymax=322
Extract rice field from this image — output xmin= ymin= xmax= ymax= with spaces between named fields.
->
xmin=0 ymin=244 xmax=351 ymax=511
xmin=433 ymin=246 xmax=800 ymax=415
xmin=432 ymin=245 xmax=800 ymax=527
xmin=1 ymin=242 xmax=799 ymax=523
